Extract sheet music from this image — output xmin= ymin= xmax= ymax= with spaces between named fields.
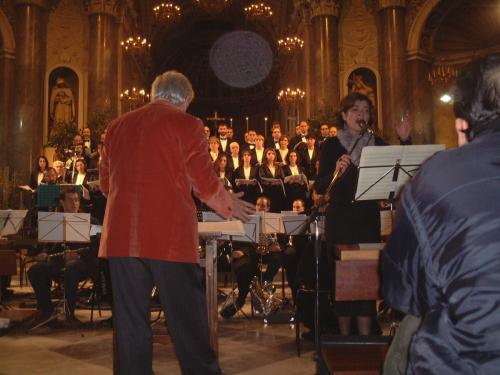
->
xmin=198 ymin=221 xmax=245 ymax=236
xmin=261 ymin=212 xmax=284 ymax=234
xmin=260 ymin=177 xmax=286 ymax=196
xmin=0 ymin=210 xmax=28 ymax=236
xmin=0 ymin=211 xmax=9 ymax=231
xmin=356 ymin=145 xmax=445 ymax=201
xmin=284 ymin=174 xmax=308 ymax=185
xmin=282 ymin=214 xmax=308 ymax=235
xmin=38 ymin=212 xmax=90 ymax=242
xmin=201 ymin=212 xmax=260 ymax=243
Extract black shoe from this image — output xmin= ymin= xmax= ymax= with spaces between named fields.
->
xmin=220 ymin=299 xmax=244 ymax=319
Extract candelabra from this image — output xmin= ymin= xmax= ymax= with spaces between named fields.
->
xmin=278 ymin=36 xmax=304 ymax=54
xmin=428 ymin=64 xmax=458 ymax=86
xmin=153 ymin=2 xmax=181 ymax=23
xmin=120 ymin=88 xmax=150 ymax=111
xmin=121 ymin=36 xmax=151 ymax=53
xmin=244 ymin=2 xmax=273 ymax=19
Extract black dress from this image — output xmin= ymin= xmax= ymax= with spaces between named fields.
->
xmin=316 ymin=136 xmax=387 ymax=317
xmin=258 ymin=164 xmax=285 ymax=213
xmin=233 ymin=165 xmax=260 ymax=205
xmin=282 ymin=165 xmax=307 ymax=210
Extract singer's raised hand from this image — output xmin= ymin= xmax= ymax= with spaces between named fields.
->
xmin=335 ymin=154 xmax=352 ymax=175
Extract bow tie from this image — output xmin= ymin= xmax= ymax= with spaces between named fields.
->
xmin=220 ymin=137 xmax=227 ymax=140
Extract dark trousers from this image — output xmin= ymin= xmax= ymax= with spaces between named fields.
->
xmin=28 ymin=259 xmax=88 ymax=317
xmin=108 ymin=257 xmax=221 ymax=375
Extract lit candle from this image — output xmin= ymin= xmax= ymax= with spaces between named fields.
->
xmin=230 ymin=117 xmax=233 ymax=128
xmin=245 ymin=117 xmax=249 ymax=132
xmin=264 ymin=117 xmax=268 ymax=138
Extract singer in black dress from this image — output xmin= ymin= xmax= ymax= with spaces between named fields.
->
xmin=315 ymin=92 xmax=411 ymax=335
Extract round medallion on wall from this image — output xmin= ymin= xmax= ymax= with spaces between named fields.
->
xmin=209 ymin=30 xmax=273 ymax=89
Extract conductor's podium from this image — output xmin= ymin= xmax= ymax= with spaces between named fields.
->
xmin=321 ymin=243 xmax=391 ymax=375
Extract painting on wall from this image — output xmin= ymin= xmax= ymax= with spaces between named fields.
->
xmin=47 ymin=67 xmax=79 ymax=141
xmin=347 ymin=67 xmax=378 ymax=127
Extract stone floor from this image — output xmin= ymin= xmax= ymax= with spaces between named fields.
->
xmin=0 ymin=277 xmax=318 ymax=375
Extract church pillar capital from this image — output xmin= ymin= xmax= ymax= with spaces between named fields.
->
xmin=310 ymin=0 xmax=341 ymax=19
xmin=84 ymin=0 xmax=122 ymax=18
xmin=377 ymin=0 xmax=406 ymax=11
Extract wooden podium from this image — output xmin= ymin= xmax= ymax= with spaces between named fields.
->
xmin=321 ymin=243 xmax=390 ymax=375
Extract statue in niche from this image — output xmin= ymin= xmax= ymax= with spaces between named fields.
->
xmin=49 ymin=77 xmax=76 ymax=130
xmin=349 ymin=74 xmax=376 ymax=106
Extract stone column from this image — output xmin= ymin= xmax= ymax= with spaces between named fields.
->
xmin=86 ymin=0 xmax=120 ymax=121
xmin=377 ymin=0 xmax=407 ymax=143
xmin=310 ymin=0 xmax=341 ymax=116
xmin=407 ymin=52 xmax=434 ymax=144
xmin=11 ymin=0 xmax=48 ymax=181
xmin=0 ymin=35 xmax=15 ymax=168
xmin=297 ymin=6 xmax=313 ymax=121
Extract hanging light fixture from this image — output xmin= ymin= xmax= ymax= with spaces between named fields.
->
xmin=121 ymin=36 xmax=151 ymax=53
xmin=195 ymin=0 xmax=231 ymax=14
xmin=277 ymin=88 xmax=306 ymax=103
xmin=244 ymin=2 xmax=273 ymax=19
xmin=277 ymin=36 xmax=304 ymax=54
xmin=153 ymin=2 xmax=181 ymax=23
xmin=428 ymin=63 xmax=458 ymax=86
xmin=120 ymin=87 xmax=150 ymax=111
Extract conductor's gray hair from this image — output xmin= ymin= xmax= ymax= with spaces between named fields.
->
xmin=151 ymin=71 xmax=194 ymax=106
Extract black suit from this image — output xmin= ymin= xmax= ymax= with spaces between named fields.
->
xmin=250 ymin=148 xmax=265 ymax=166
xmin=217 ymin=137 xmax=231 ymax=154
xmin=226 ymin=155 xmax=241 ymax=172
xmin=265 ymin=138 xmax=280 ymax=150
xmin=299 ymin=146 xmax=319 ymax=179
xmin=289 ymin=134 xmax=307 ymax=151
xmin=283 ymin=165 xmax=307 ymax=209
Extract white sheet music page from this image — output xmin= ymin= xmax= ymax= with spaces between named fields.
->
xmin=356 ymin=145 xmax=445 ymax=201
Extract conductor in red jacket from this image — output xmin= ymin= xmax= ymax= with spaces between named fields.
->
xmin=99 ymin=71 xmax=254 ymax=375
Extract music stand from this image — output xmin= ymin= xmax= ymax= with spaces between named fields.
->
xmin=355 ymin=144 xmax=445 ymax=202
xmin=198 ymin=219 xmax=245 ymax=354
xmin=0 ymin=210 xmax=28 ymax=238
xmin=29 ymin=212 xmax=91 ymax=331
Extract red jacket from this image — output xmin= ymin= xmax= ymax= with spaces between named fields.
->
xmin=98 ymin=100 xmax=234 ymax=263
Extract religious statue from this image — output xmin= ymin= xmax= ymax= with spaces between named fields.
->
xmin=349 ymin=74 xmax=376 ymax=106
xmin=49 ymin=77 xmax=76 ymax=129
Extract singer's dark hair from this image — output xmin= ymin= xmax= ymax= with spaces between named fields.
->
xmin=35 ymin=155 xmax=49 ymax=172
xmin=453 ymin=53 xmax=500 ymax=136
xmin=336 ymin=92 xmax=375 ymax=128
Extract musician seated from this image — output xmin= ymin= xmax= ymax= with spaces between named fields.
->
xmin=28 ymin=188 xmax=98 ymax=328
xmin=220 ymin=197 xmax=283 ymax=319
xmin=53 ymin=160 xmax=67 ymax=184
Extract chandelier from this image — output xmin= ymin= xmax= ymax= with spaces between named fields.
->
xmin=120 ymin=88 xmax=150 ymax=110
xmin=428 ymin=64 xmax=458 ymax=86
xmin=277 ymin=88 xmax=306 ymax=103
xmin=121 ymin=36 xmax=151 ymax=53
xmin=277 ymin=36 xmax=304 ymax=54
xmin=244 ymin=2 xmax=273 ymax=19
xmin=196 ymin=0 xmax=230 ymax=14
xmin=153 ymin=2 xmax=181 ymax=22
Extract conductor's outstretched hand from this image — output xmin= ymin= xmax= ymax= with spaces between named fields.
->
xmin=230 ymin=192 xmax=255 ymax=222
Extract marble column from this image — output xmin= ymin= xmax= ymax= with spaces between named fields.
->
xmin=11 ymin=0 xmax=48 ymax=181
xmin=310 ymin=0 xmax=341 ymax=116
xmin=407 ymin=52 xmax=434 ymax=144
xmin=377 ymin=0 xmax=407 ymax=143
xmin=0 ymin=45 xmax=15 ymax=168
xmin=87 ymin=1 xmax=120 ymax=121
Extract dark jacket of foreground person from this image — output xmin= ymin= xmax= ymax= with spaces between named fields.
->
xmin=382 ymin=127 xmax=500 ymax=374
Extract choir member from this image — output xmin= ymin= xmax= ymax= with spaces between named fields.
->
xmin=299 ymin=133 xmax=319 ymax=179
xmin=217 ymin=123 xmax=231 ymax=154
xmin=213 ymin=153 xmax=233 ymax=190
xmin=29 ymin=155 xmax=49 ymax=189
xmin=265 ymin=124 xmax=282 ymax=149
xmin=227 ymin=141 xmax=241 ymax=171
xmin=250 ymin=134 xmax=265 ymax=165
xmin=289 ymin=120 xmax=309 ymax=150
xmin=283 ymin=150 xmax=307 ymax=209
xmin=234 ymin=149 xmax=260 ymax=205
xmin=276 ymin=134 xmax=290 ymax=166
xmin=258 ymin=148 xmax=285 ymax=213
xmin=208 ymin=136 xmax=221 ymax=163
xmin=52 ymin=160 xmax=67 ymax=184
